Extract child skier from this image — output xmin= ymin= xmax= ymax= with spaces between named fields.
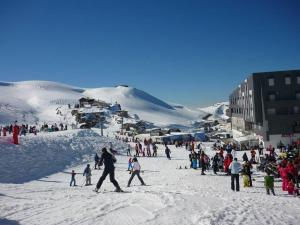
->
xmin=128 ymin=157 xmax=133 ymax=171
xmin=83 ymin=164 xmax=92 ymax=186
xmin=127 ymin=157 xmax=145 ymax=187
xmin=165 ymin=145 xmax=171 ymax=160
xmin=70 ymin=170 xmax=77 ymax=186
xmin=264 ymin=172 xmax=275 ymax=195
xmin=94 ymin=153 xmax=100 ymax=169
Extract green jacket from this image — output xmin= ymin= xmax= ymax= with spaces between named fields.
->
xmin=264 ymin=175 xmax=274 ymax=188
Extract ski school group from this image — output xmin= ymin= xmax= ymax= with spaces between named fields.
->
xmin=67 ymin=138 xmax=173 ymax=193
xmin=68 ymin=146 xmax=148 ymax=193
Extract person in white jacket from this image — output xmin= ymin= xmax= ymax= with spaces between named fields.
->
xmin=229 ymin=158 xmax=241 ymax=191
xmin=127 ymin=157 xmax=146 ymax=187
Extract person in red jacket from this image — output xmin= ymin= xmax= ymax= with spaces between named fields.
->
xmin=224 ymin=153 xmax=233 ymax=175
xmin=279 ymin=164 xmax=289 ymax=191
xmin=13 ymin=121 xmax=19 ymax=145
xmin=287 ymin=161 xmax=297 ymax=182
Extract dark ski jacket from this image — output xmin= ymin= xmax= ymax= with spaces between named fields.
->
xmin=99 ymin=151 xmax=117 ymax=171
xmin=95 ymin=154 xmax=100 ymax=162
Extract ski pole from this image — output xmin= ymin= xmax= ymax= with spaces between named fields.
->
xmin=80 ymin=176 xmax=86 ymax=187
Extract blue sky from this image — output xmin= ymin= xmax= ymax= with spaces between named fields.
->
xmin=0 ymin=0 xmax=299 ymax=106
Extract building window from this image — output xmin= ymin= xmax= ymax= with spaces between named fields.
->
xmin=297 ymin=76 xmax=300 ymax=84
xmin=267 ymin=108 xmax=276 ymax=115
xmin=269 ymin=94 xmax=276 ymax=101
xmin=285 ymin=77 xmax=291 ymax=85
xmin=294 ymin=106 xmax=299 ymax=114
xmin=268 ymin=78 xmax=275 ymax=86
xmin=296 ymin=93 xmax=300 ymax=100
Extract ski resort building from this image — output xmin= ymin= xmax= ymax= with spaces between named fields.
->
xmin=229 ymin=70 xmax=300 ymax=147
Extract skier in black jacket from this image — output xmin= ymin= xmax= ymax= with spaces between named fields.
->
xmin=94 ymin=147 xmax=122 ymax=192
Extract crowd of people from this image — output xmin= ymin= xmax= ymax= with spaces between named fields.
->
xmin=0 ymin=123 xmax=37 ymax=137
xmin=40 ymin=123 xmax=68 ymax=132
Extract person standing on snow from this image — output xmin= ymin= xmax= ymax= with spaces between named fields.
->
xmin=264 ymin=171 xmax=275 ymax=195
xmin=94 ymin=153 xmax=100 ymax=169
xmin=83 ymin=164 xmax=92 ymax=186
xmin=127 ymin=144 xmax=131 ymax=156
xmin=165 ymin=145 xmax=171 ymax=160
xmin=152 ymin=144 xmax=158 ymax=157
xmin=127 ymin=157 xmax=146 ymax=187
xmin=135 ymin=143 xmax=140 ymax=157
xmin=200 ymin=151 xmax=206 ymax=175
xmin=94 ymin=148 xmax=122 ymax=192
xmin=229 ymin=158 xmax=241 ymax=191
xmin=212 ymin=152 xmax=220 ymax=174
xmin=13 ymin=121 xmax=19 ymax=145
xmin=70 ymin=170 xmax=77 ymax=186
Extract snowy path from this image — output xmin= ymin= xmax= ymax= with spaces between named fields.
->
xmin=1 ymin=144 xmax=299 ymax=225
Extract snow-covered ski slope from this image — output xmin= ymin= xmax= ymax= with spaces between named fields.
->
xmin=0 ymin=80 xmax=207 ymax=126
xmin=0 ymin=134 xmax=299 ymax=225
xmin=199 ymin=102 xmax=229 ymax=121
xmin=0 ymin=129 xmax=127 ymax=184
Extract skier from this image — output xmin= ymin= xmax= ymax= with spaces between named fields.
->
xmin=146 ymin=144 xmax=151 ymax=157
xmin=135 ymin=143 xmax=139 ymax=157
xmin=70 ymin=170 xmax=77 ymax=186
xmin=128 ymin=157 xmax=133 ymax=171
xmin=264 ymin=171 xmax=275 ymax=195
xmin=94 ymin=153 xmax=100 ymax=169
xmin=229 ymin=158 xmax=241 ymax=192
xmin=83 ymin=164 xmax=92 ymax=186
xmin=165 ymin=145 xmax=171 ymax=160
xmin=94 ymin=148 xmax=122 ymax=192
xmin=127 ymin=144 xmax=131 ymax=156
xmin=152 ymin=144 xmax=158 ymax=157
xmin=192 ymin=153 xmax=198 ymax=169
xmin=200 ymin=151 xmax=206 ymax=175
xmin=127 ymin=157 xmax=146 ymax=187
xmin=12 ymin=121 xmax=19 ymax=145
xmin=212 ymin=152 xmax=220 ymax=174
xmin=242 ymin=161 xmax=253 ymax=187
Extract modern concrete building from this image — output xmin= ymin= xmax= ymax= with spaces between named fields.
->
xmin=229 ymin=70 xmax=300 ymax=147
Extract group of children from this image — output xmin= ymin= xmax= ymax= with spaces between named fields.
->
xmin=69 ymin=156 xmax=146 ymax=189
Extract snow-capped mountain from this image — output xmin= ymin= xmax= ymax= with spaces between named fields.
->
xmin=199 ymin=102 xmax=229 ymax=121
xmin=0 ymin=80 xmax=207 ymax=126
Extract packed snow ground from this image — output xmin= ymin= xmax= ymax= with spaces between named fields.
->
xmin=0 ymin=132 xmax=299 ymax=225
